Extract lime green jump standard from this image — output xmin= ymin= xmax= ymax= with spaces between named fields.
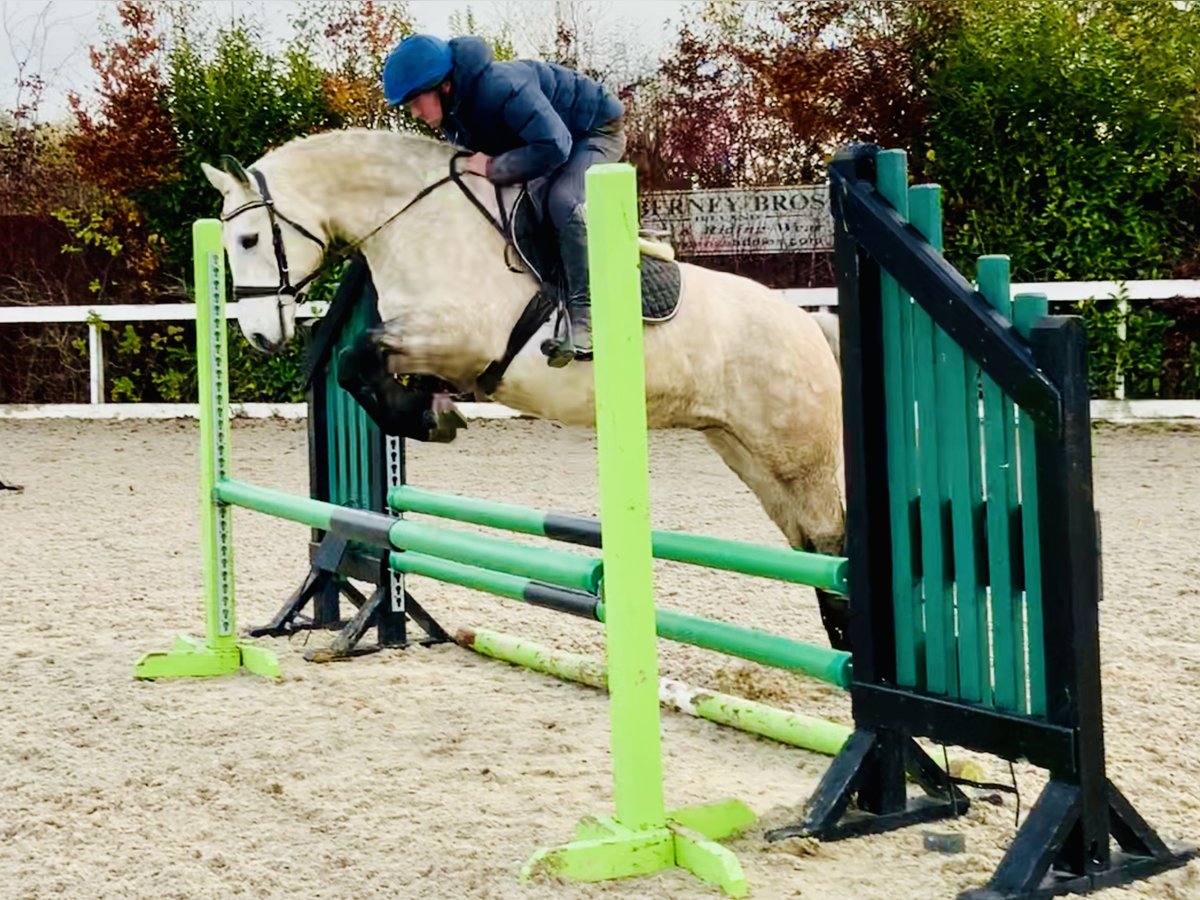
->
xmin=134 ymin=220 xmax=280 ymax=681
xmin=517 ymin=165 xmax=755 ymax=897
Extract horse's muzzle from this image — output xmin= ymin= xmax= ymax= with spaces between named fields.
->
xmin=248 ymin=331 xmax=283 ymax=355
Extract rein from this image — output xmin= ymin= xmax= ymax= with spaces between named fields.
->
xmin=339 ymin=151 xmax=510 ymax=253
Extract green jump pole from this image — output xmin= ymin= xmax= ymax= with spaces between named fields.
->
xmin=388 ymin=484 xmax=848 ymax=595
xmin=208 ymin=480 xmax=850 ymax=690
xmin=212 ymin=480 xmax=602 ymax=593
xmin=389 ymin=520 xmax=601 ymax=594
xmin=595 ymin=602 xmax=851 ymax=690
xmin=387 ymin=552 xmax=599 ymax=620
xmin=520 ymin=165 xmax=753 ymax=897
xmin=134 ymin=220 xmax=280 ymax=681
xmin=459 ymin=627 xmax=851 ymax=757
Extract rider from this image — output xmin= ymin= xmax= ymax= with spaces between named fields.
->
xmin=381 ymin=33 xmax=626 ymax=364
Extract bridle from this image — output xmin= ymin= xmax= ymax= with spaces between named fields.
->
xmin=221 ymin=168 xmax=329 ymax=302
xmin=220 ymin=152 xmax=513 ymax=340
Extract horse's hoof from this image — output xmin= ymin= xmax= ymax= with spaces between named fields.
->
xmin=305 ymin=647 xmax=345 ymax=664
xmin=419 ymin=407 xmax=468 ymax=443
xmin=434 ymin=405 xmax=468 ymax=431
xmin=426 ymin=423 xmax=462 ymax=443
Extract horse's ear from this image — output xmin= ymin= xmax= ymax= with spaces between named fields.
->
xmin=200 ymin=161 xmax=238 ymax=196
xmin=218 ymin=154 xmax=252 ymax=187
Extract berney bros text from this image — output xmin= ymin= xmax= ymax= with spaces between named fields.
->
xmin=638 ymin=185 xmax=833 ymax=256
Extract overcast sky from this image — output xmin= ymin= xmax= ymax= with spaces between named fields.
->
xmin=2 ymin=0 xmax=696 ymax=121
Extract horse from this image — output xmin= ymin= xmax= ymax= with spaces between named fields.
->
xmin=200 ymin=127 xmax=849 ymax=649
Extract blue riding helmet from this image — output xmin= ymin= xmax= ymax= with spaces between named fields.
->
xmin=383 ymin=34 xmax=453 ymax=107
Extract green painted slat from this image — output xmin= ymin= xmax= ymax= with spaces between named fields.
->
xmin=955 ymin=309 xmax=984 ymax=705
xmin=330 ymin=318 xmax=349 ymax=505
xmin=934 ymin=312 xmax=988 ymax=704
xmin=345 ymin=304 xmax=364 ymax=508
xmin=326 ymin=345 xmax=342 ymax=504
xmin=333 ymin=340 xmax=352 ymax=506
xmin=340 ymin=380 xmax=353 ymax=505
xmin=360 ymin=399 xmax=375 ymax=509
xmin=324 ymin=349 xmax=341 ymax=505
xmin=356 ymin=302 xmax=375 ymax=509
xmin=876 ymin=150 xmax=924 ymax=690
xmin=1014 ymin=293 xmax=1049 ymax=716
xmin=911 ymin=187 xmax=987 ymax=703
xmin=1001 ymin=326 xmax=1025 ymax=712
xmin=977 ymin=256 xmax=1024 ymax=713
xmin=907 ymin=185 xmax=955 ymax=698
xmin=347 ymin=398 xmax=361 ymax=508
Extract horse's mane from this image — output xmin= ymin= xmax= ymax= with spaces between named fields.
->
xmin=254 ymin=128 xmax=456 ymax=182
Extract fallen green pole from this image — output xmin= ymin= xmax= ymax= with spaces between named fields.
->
xmin=388 ymin=484 xmax=848 ymax=595
xmin=458 ymin=626 xmax=852 ymax=757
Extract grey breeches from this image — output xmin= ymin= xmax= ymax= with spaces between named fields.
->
xmin=529 ymin=125 xmax=627 ymax=232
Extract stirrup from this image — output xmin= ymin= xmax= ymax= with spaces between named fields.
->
xmin=540 ymin=302 xmax=582 ymax=368
xmin=541 ymin=335 xmax=576 ymax=368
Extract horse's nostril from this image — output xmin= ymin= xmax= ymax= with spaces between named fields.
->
xmin=251 ymin=333 xmax=272 ymax=353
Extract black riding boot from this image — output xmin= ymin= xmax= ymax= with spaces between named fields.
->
xmin=545 ymin=208 xmax=592 ymax=367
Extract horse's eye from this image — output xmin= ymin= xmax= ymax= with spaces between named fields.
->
xmin=240 ymin=233 xmax=259 ymax=250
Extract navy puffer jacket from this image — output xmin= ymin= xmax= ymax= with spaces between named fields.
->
xmin=442 ymin=36 xmax=623 ymax=186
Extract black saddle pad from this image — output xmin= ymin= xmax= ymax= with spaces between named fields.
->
xmin=508 ymin=189 xmax=681 ymax=321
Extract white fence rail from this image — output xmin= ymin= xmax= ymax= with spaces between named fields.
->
xmin=0 ymin=300 xmax=329 ymax=405
xmin=2 ymin=281 xmax=1199 ymax=420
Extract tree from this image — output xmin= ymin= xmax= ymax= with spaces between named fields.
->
xmin=920 ymin=0 xmax=1200 ymax=279
xmin=629 ymin=0 xmax=957 ymax=188
xmin=623 ymin=26 xmax=765 ymax=190
xmin=289 ymin=0 xmax=416 ymax=129
xmin=61 ymin=0 xmax=179 ymax=297
xmin=448 ymin=6 xmax=516 ymax=61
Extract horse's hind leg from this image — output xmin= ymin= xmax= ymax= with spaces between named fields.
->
xmin=701 ymin=427 xmax=850 ymax=650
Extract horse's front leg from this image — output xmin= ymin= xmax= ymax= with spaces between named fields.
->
xmin=336 ymin=330 xmax=467 ymax=443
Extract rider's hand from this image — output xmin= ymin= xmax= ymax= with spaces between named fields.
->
xmin=463 ymin=152 xmax=492 ymax=178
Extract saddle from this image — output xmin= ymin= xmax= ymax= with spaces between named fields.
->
xmin=473 ymin=188 xmax=684 ymax=395
xmin=314 ymin=178 xmax=688 ymax=446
